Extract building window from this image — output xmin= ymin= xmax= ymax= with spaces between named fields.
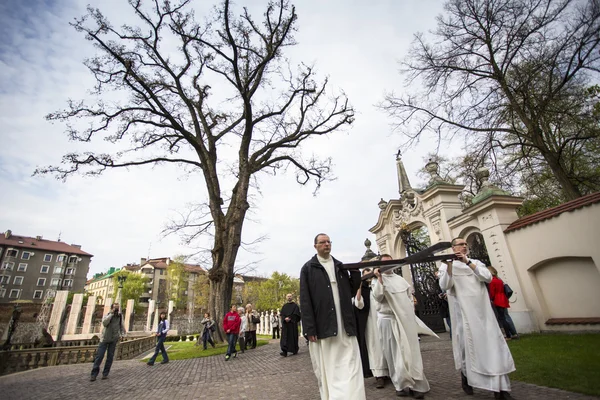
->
xmin=17 ymin=263 xmax=27 ymax=272
xmin=0 ymin=288 xmax=5 ymax=298
xmin=68 ymin=256 xmax=78 ymax=263
xmin=13 ymin=276 xmax=24 ymax=285
xmin=0 ymin=275 xmax=10 ymax=284
xmin=8 ymin=289 xmax=21 ymax=299
xmin=54 ymin=266 xmax=63 ymax=274
xmin=37 ymin=278 xmax=46 ymax=286
xmin=33 ymin=290 xmax=43 ymax=299
xmin=40 ymin=265 xmax=49 ymax=273
xmin=21 ymin=251 xmax=32 ymax=260
xmin=66 ymin=267 xmax=75 ymax=275
xmin=6 ymin=249 xmax=18 ymax=258
xmin=63 ymin=279 xmax=73 ymax=287
xmin=44 ymin=254 xmax=52 ymax=262
xmin=57 ymin=255 xmax=65 ymax=262
xmin=1 ymin=262 xmax=14 ymax=271
xmin=51 ymin=278 xmax=61 ymax=287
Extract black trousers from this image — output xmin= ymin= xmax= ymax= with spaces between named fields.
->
xmin=245 ymin=330 xmax=257 ymax=349
xmin=272 ymin=326 xmax=280 ymax=339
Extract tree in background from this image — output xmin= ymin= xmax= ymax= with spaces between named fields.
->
xmin=111 ymin=270 xmax=149 ymax=313
xmin=383 ymin=0 xmax=600 ymax=203
xmin=37 ymin=0 xmax=354 ymax=331
xmin=166 ymin=256 xmax=188 ymax=310
xmin=241 ymin=272 xmax=299 ymax=311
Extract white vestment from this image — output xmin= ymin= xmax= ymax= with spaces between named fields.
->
xmin=309 ymin=255 xmax=366 ymax=400
xmin=439 ymin=259 xmax=515 ymax=392
xmin=355 ymin=290 xmax=388 ymax=377
xmin=371 ymin=273 xmax=433 ymax=393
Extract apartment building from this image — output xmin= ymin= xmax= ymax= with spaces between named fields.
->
xmin=84 ymin=267 xmax=120 ymax=303
xmin=0 ymin=230 xmax=93 ymax=303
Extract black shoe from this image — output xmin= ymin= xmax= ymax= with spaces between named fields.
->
xmin=375 ymin=377 xmax=385 ymax=389
xmin=147 ymin=362 xmax=154 ymax=366
xmin=495 ymin=391 xmax=513 ymax=400
xmin=233 ymin=352 xmax=237 ymax=358
xmin=292 ymin=351 xmax=298 ymax=355
xmin=160 ymin=360 xmax=169 ymax=364
xmin=396 ymin=388 xmax=410 ymax=397
xmin=410 ymin=389 xmax=425 ymax=399
xmin=90 ymin=376 xmax=96 ymax=382
xmin=461 ymin=372 xmax=474 ymax=395
xmin=101 ymin=375 xmax=108 ymax=380
xmin=280 ymin=351 xmax=287 ymax=357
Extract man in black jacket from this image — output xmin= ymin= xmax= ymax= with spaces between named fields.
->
xmin=300 ymin=233 xmax=366 ymax=400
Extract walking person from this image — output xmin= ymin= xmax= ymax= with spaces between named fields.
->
xmin=300 ymin=233 xmax=366 ymax=400
xmin=439 ymin=238 xmax=515 ymax=400
xmin=147 ymin=311 xmax=170 ymax=366
xmin=238 ymin=307 xmax=247 ymax=353
xmin=245 ymin=303 xmax=259 ymax=349
xmin=90 ymin=302 xmax=126 ymax=381
xmin=279 ymin=293 xmax=301 ymax=357
xmin=271 ymin=311 xmax=280 ymax=339
xmin=488 ymin=267 xmax=519 ymax=340
xmin=223 ymin=304 xmax=241 ymax=361
xmin=199 ymin=312 xmax=216 ymax=350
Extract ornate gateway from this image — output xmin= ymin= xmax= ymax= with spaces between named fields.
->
xmin=400 ymin=229 xmax=446 ymax=333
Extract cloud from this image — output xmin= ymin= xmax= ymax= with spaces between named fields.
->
xmin=0 ymin=0 xmax=448 ymax=280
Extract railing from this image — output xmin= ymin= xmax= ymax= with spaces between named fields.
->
xmin=0 ymin=336 xmax=156 ymax=376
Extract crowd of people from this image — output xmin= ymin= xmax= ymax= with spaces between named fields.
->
xmin=88 ymin=232 xmax=518 ymax=400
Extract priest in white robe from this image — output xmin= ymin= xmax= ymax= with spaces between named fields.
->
xmin=439 ymin=237 xmax=515 ymax=400
xmin=354 ymin=268 xmax=389 ymax=389
xmin=300 ymin=233 xmax=366 ymax=400
xmin=370 ymin=254 xmax=436 ymax=399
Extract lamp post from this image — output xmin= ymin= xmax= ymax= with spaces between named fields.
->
xmin=115 ymin=275 xmax=127 ymax=306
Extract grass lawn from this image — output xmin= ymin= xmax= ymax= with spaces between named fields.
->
xmin=508 ymin=333 xmax=600 ymax=396
xmin=141 ymin=338 xmax=269 ymax=362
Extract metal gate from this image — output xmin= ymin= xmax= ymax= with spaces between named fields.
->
xmin=400 ymin=229 xmax=446 ymax=333
xmin=467 ymin=232 xmax=491 ymax=267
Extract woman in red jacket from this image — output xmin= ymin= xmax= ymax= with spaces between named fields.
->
xmin=223 ymin=304 xmax=242 ymax=360
xmin=488 ymin=266 xmax=519 ymax=340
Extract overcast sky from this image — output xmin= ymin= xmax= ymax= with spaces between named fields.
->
xmin=0 ymin=0 xmax=455 ymax=280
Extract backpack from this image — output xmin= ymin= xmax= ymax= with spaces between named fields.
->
xmin=504 ymin=283 xmax=514 ymax=299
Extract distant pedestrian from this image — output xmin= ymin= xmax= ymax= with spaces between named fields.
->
xmin=488 ymin=267 xmax=519 ymax=340
xmin=279 ymin=294 xmax=301 ymax=357
xmin=238 ymin=307 xmax=247 ymax=353
xmin=147 ymin=312 xmax=170 ymax=366
xmin=271 ymin=311 xmax=280 ymax=339
xmin=223 ymin=304 xmax=241 ymax=361
xmin=90 ymin=302 xmax=126 ymax=381
xmin=245 ymin=303 xmax=259 ymax=349
xmin=199 ymin=312 xmax=216 ymax=350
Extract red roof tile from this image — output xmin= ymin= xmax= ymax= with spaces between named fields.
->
xmin=0 ymin=232 xmax=93 ymax=256
xmin=505 ymin=192 xmax=600 ymax=233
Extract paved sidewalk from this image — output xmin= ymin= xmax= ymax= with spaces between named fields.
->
xmin=0 ymin=334 xmax=596 ymax=400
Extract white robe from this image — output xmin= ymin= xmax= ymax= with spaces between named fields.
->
xmin=309 ymin=255 xmax=366 ymax=400
xmin=371 ymin=273 xmax=433 ymax=393
xmin=355 ymin=290 xmax=388 ymax=377
xmin=438 ymin=259 xmax=515 ymax=392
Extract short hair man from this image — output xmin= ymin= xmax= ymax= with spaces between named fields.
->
xmin=90 ymin=302 xmax=126 ymax=381
xmin=439 ymin=237 xmax=515 ymax=400
xmin=371 ymin=254 xmax=434 ymax=398
xmin=279 ymin=293 xmax=301 ymax=357
xmin=300 ymin=233 xmax=366 ymax=400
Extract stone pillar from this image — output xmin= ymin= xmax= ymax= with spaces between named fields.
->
xmin=82 ymin=295 xmax=97 ymax=334
xmin=147 ymin=300 xmax=155 ymax=332
xmin=103 ymin=297 xmax=113 ymax=315
xmin=66 ymin=293 xmax=84 ymax=334
xmin=125 ymin=299 xmax=135 ymax=332
xmin=48 ymin=290 xmax=69 ymax=340
xmin=153 ymin=306 xmax=160 ymax=332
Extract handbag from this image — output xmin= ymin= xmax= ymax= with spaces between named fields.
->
xmin=251 ymin=314 xmax=260 ymax=324
xmin=504 ymin=283 xmax=514 ymax=299
xmin=209 ymin=324 xmax=216 ymax=332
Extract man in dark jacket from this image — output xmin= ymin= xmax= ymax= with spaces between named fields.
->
xmin=300 ymin=233 xmax=366 ymax=400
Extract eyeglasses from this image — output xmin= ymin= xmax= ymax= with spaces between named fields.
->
xmin=452 ymin=243 xmax=468 ymax=247
xmin=317 ymin=240 xmax=332 ymax=245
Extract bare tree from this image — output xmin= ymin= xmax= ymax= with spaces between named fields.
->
xmin=36 ymin=0 xmax=353 ymax=334
xmin=382 ymin=0 xmax=600 ymax=201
